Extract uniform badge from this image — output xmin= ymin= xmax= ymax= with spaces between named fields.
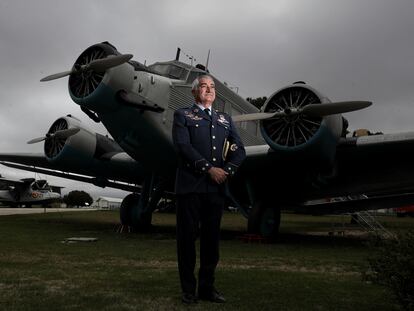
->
xmin=185 ymin=112 xmax=203 ymax=121
xmin=230 ymin=144 xmax=238 ymax=151
xmin=218 ymin=114 xmax=230 ymax=126
xmin=185 ymin=112 xmax=195 ymax=118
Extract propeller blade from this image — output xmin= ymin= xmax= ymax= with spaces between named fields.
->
xmin=234 ymin=101 xmax=372 ymax=122
xmin=27 ymin=128 xmax=79 ymax=144
xmin=233 ymin=111 xmax=289 ymax=122
xmin=54 ymin=127 xmax=80 ymax=139
xmin=27 ymin=137 xmax=46 ymax=144
xmin=40 ymin=54 xmax=132 ymax=82
xmin=40 ymin=70 xmax=74 ymax=82
xmin=87 ymin=54 xmax=133 ymax=72
xmin=302 ymin=101 xmax=372 ymax=117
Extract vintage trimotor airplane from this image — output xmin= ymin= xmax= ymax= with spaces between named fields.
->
xmin=0 ymin=174 xmax=61 ymax=207
xmin=2 ymin=41 xmax=414 ymax=236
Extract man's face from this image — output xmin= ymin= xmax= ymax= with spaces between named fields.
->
xmin=193 ymin=77 xmax=216 ymax=107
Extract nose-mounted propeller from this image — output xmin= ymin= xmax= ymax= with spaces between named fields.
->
xmin=40 ymin=54 xmax=133 ymax=82
xmin=232 ymin=101 xmax=372 ymax=122
xmin=27 ymin=128 xmax=80 ymax=144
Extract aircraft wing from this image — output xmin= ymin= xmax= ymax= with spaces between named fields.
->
xmin=0 ymin=153 xmax=51 ymax=168
xmin=331 ymin=131 xmax=414 ymax=196
xmin=0 ymin=152 xmax=143 ymax=192
xmin=337 ymin=131 xmax=414 ymax=149
xmin=236 ymin=131 xmax=414 ymax=212
xmin=0 ymin=175 xmax=35 ymax=187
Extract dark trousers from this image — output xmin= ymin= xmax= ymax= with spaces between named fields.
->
xmin=176 ymin=192 xmax=224 ymax=295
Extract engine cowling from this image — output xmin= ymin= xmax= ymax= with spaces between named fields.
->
xmin=260 ymin=83 xmax=343 ymax=165
xmin=40 ymin=115 xmax=145 ymax=186
xmin=44 ymin=116 xmax=97 ymax=166
xmin=68 ymin=42 xmax=135 ymax=113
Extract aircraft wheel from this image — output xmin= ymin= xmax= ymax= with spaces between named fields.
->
xmin=120 ymin=193 xmax=152 ymax=231
xmin=248 ymin=202 xmax=281 ymax=238
xmin=259 ymin=207 xmax=281 ymax=238
xmin=120 ymin=193 xmax=140 ymax=226
xmin=247 ymin=201 xmax=262 ymax=233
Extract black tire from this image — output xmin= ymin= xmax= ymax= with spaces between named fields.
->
xmin=259 ymin=207 xmax=281 ymax=238
xmin=120 ymin=193 xmax=140 ymax=226
xmin=248 ymin=201 xmax=281 ymax=238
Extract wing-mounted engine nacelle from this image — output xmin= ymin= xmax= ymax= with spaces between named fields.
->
xmin=44 ymin=115 xmax=97 ymax=168
xmin=68 ymin=42 xmax=136 ymax=113
xmin=260 ymin=82 xmax=343 ymax=166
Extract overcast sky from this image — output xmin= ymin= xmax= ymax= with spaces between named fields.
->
xmin=0 ymin=0 xmax=413 ymax=197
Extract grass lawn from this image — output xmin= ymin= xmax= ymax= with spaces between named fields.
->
xmin=0 ymin=210 xmax=412 ymax=310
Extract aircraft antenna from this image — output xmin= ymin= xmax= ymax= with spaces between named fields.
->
xmin=180 ymin=48 xmax=197 ymax=66
xmin=205 ymin=49 xmax=211 ymax=71
xmin=175 ymin=47 xmax=181 ymax=61
xmin=189 ymin=55 xmax=196 ymax=66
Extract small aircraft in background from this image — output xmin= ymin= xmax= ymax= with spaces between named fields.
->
xmin=0 ymin=175 xmax=62 ymax=207
xmin=2 ymin=41 xmax=414 ymax=237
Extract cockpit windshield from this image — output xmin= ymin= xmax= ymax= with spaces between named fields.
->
xmin=148 ymin=63 xmax=189 ymax=80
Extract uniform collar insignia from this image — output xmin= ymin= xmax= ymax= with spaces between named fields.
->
xmin=191 ymin=104 xmax=211 ymax=121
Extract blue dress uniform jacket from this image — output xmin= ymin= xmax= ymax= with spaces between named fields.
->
xmin=173 ymin=104 xmax=246 ymax=194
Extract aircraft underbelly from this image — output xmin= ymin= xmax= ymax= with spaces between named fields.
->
xmin=99 ymin=108 xmax=176 ymax=175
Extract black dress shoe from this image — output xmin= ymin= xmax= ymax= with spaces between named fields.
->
xmin=182 ymin=293 xmax=198 ymax=304
xmin=198 ymin=289 xmax=226 ymax=303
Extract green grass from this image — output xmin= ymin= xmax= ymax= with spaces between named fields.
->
xmin=0 ymin=210 xmax=412 ymax=310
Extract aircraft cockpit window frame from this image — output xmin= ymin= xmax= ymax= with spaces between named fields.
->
xmin=147 ymin=63 xmax=189 ymax=80
xmin=169 ymin=65 xmax=185 ymax=80
xmin=148 ymin=64 xmax=168 ymax=76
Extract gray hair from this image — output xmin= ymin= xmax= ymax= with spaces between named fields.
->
xmin=191 ymin=74 xmax=214 ymax=91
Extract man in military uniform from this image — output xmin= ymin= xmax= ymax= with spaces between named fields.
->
xmin=172 ymin=75 xmax=246 ymax=304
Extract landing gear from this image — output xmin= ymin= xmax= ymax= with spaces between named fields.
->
xmin=120 ymin=193 xmax=152 ymax=230
xmin=259 ymin=207 xmax=281 ymax=238
xmin=247 ymin=201 xmax=281 ymax=238
xmin=119 ymin=174 xmax=167 ymax=232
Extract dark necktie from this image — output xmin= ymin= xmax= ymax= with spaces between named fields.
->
xmin=204 ymin=108 xmax=210 ymax=117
